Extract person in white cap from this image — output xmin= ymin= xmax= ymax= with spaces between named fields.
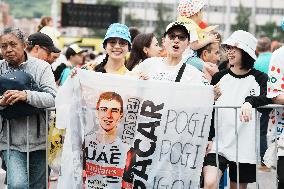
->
xmin=203 ymin=30 xmax=272 ymax=189
xmin=177 ymin=0 xmax=221 ymax=85
xmin=133 ymin=21 xmax=208 ymax=86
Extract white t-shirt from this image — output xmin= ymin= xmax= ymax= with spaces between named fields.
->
xmin=86 ymin=137 xmax=130 ymax=189
xmin=133 ymin=57 xmax=207 ymax=85
xmin=209 ymin=69 xmax=268 ymax=164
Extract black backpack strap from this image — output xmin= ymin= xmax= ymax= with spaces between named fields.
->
xmin=0 ymin=118 xmax=4 ymax=134
xmin=175 ymin=64 xmax=186 ymax=82
xmin=37 ymin=114 xmax=40 ymax=138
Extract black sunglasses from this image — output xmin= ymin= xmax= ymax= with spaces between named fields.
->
xmin=167 ymin=33 xmax=188 ymax=41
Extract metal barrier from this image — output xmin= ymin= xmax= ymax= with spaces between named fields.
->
xmin=213 ymin=105 xmax=282 ymax=189
xmin=0 ymin=107 xmax=56 ymax=189
xmin=46 ymin=107 xmax=56 ymax=189
xmin=0 ymin=106 xmax=282 ymax=189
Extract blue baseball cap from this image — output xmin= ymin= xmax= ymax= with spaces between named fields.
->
xmin=103 ymin=23 xmax=131 ymax=48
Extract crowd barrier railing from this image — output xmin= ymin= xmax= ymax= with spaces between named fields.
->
xmin=214 ymin=105 xmax=282 ymax=189
xmin=0 ymin=105 xmax=282 ymax=189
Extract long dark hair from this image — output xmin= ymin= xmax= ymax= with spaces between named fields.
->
xmin=241 ymin=49 xmax=255 ymax=70
xmin=126 ymin=33 xmax=154 ymax=71
xmin=94 ymin=54 xmax=109 ymax=73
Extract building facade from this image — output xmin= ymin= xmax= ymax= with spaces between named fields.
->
xmin=68 ymin=0 xmax=284 ymax=37
xmin=122 ymin=0 xmax=284 ymax=37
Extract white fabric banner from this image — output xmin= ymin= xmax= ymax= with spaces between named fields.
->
xmin=56 ymin=69 xmax=214 ymax=189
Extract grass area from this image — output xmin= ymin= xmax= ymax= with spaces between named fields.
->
xmin=6 ymin=0 xmax=51 ymax=19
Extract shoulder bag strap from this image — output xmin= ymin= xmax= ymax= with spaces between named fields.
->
xmin=175 ymin=64 xmax=186 ymax=82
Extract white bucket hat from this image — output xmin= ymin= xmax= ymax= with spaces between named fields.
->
xmin=222 ymin=30 xmax=257 ymax=60
xmin=178 ymin=0 xmax=206 ymax=18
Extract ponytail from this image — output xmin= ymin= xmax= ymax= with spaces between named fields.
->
xmin=94 ymin=54 xmax=109 ymax=73
xmin=37 ymin=24 xmax=44 ymax=32
xmin=126 ymin=52 xmax=141 ymax=71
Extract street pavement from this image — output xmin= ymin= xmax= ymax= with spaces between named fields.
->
xmin=248 ymin=168 xmax=277 ymax=189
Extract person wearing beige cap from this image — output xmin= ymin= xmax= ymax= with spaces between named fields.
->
xmin=203 ymin=30 xmax=272 ymax=189
xmin=58 ymin=44 xmax=87 ymax=86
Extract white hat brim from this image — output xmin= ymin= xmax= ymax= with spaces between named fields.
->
xmin=222 ymin=38 xmax=257 ymax=60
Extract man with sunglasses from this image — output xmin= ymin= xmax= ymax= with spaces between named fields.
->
xmin=26 ymin=32 xmax=61 ymax=64
xmin=134 ymin=21 xmax=207 ymax=85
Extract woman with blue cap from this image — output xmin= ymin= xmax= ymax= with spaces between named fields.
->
xmin=93 ymin=23 xmax=131 ymax=75
xmin=57 ymin=23 xmax=131 ymax=189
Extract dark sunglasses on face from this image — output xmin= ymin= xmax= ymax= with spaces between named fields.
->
xmin=107 ymin=38 xmax=128 ymax=47
xmin=167 ymin=33 xmax=188 ymax=41
xmin=224 ymin=45 xmax=237 ymax=53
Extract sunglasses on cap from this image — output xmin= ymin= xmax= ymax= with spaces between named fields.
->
xmin=107 ymin=38 xmax=128 ymax=47
xmin=167 ymin=33 xmax=188 ymax=41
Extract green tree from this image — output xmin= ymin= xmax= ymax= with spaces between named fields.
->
xmin=33 ymin=11 xmax=43 ymax=19
xmin=257 ymin=21 xmax=284 ymax=42
xmin=125 ymin=13 xmax=143 ymax=28
xmin=96 ymin=0 xmax=123 ymax=6
xmin=231 ymin=3 xmax=251 ymax=32
xmin=154 ymin=3 xmax=172 ymax=41
xmin=6 ymin=0 xmax=51 ymax=18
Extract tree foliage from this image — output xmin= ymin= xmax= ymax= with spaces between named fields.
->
xmin=125 ymin=14 xmax=143 ymax=28
xmin=231 ymin=3 xmax=251 ymax=32
xmin=6 ymin=0 xmax=51 ymax=18
xmin=154 ymin=3 xmax=172 ymax=41
xmin=257 ymin=22 xmax=284 ymax=42
xmin=96 ymin=0 xmax=123 ymax=6
xmin=90 ymin=0 xmax=123 ymax=38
